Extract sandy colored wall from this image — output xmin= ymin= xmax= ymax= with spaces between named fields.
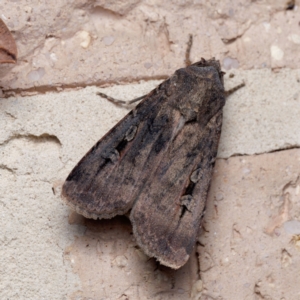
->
xmin=1 ymin=1 xmax=300 ymax=299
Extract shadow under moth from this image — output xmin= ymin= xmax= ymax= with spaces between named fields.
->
xmin=62 ymin=58 xmax=226 ymax=269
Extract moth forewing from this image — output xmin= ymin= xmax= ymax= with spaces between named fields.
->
xmin=62 ymin=58 xmax=225 ymax=269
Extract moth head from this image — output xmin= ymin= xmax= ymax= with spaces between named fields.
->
xmin=191 ymin=57 xmax=224 ymax=83
xmin=166 ymin=61 xmax=225 ymax=122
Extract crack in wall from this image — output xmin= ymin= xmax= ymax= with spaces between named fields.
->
xmin=1 ymin=75 xmax=167 ymax=98
xmin=0 ymin=133 xmax=62 ymax=147
xmin=0 ymin=164 xmax=15 ymax=173
xmin=228 ymin=145 xmax=300 ymax=159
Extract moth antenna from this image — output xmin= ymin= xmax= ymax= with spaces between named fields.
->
xmin=185 ymin=34 xmax=193 ymax=66
xmin=97 ymin=92 xmax=146 ymax=108
xmin=100 ymin=34 xmax=195 ymax=108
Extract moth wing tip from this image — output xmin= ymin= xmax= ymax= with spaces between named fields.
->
xmin=131 ymin=216 xmax=189 ymax=269
xmin=61 ymin=188 xmax=100 ymax=220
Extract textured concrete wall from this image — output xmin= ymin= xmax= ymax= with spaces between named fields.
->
xmin=1 ymin=1 xmax=300 ymax=299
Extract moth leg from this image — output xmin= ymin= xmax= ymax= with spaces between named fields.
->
xmin=185 ymin=34 xmax=193 ymax=66
xmin=97 ymin=92 xmax=146 ymax=108
xmin=225 ymin=82 xmax=245 ymax=97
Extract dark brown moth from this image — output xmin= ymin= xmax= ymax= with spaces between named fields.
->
xmin=62 ymin=58 xmax=225 ymax=269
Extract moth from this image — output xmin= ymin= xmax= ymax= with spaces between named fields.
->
xmin=62 ymin=58 xmax=225 ymax=269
